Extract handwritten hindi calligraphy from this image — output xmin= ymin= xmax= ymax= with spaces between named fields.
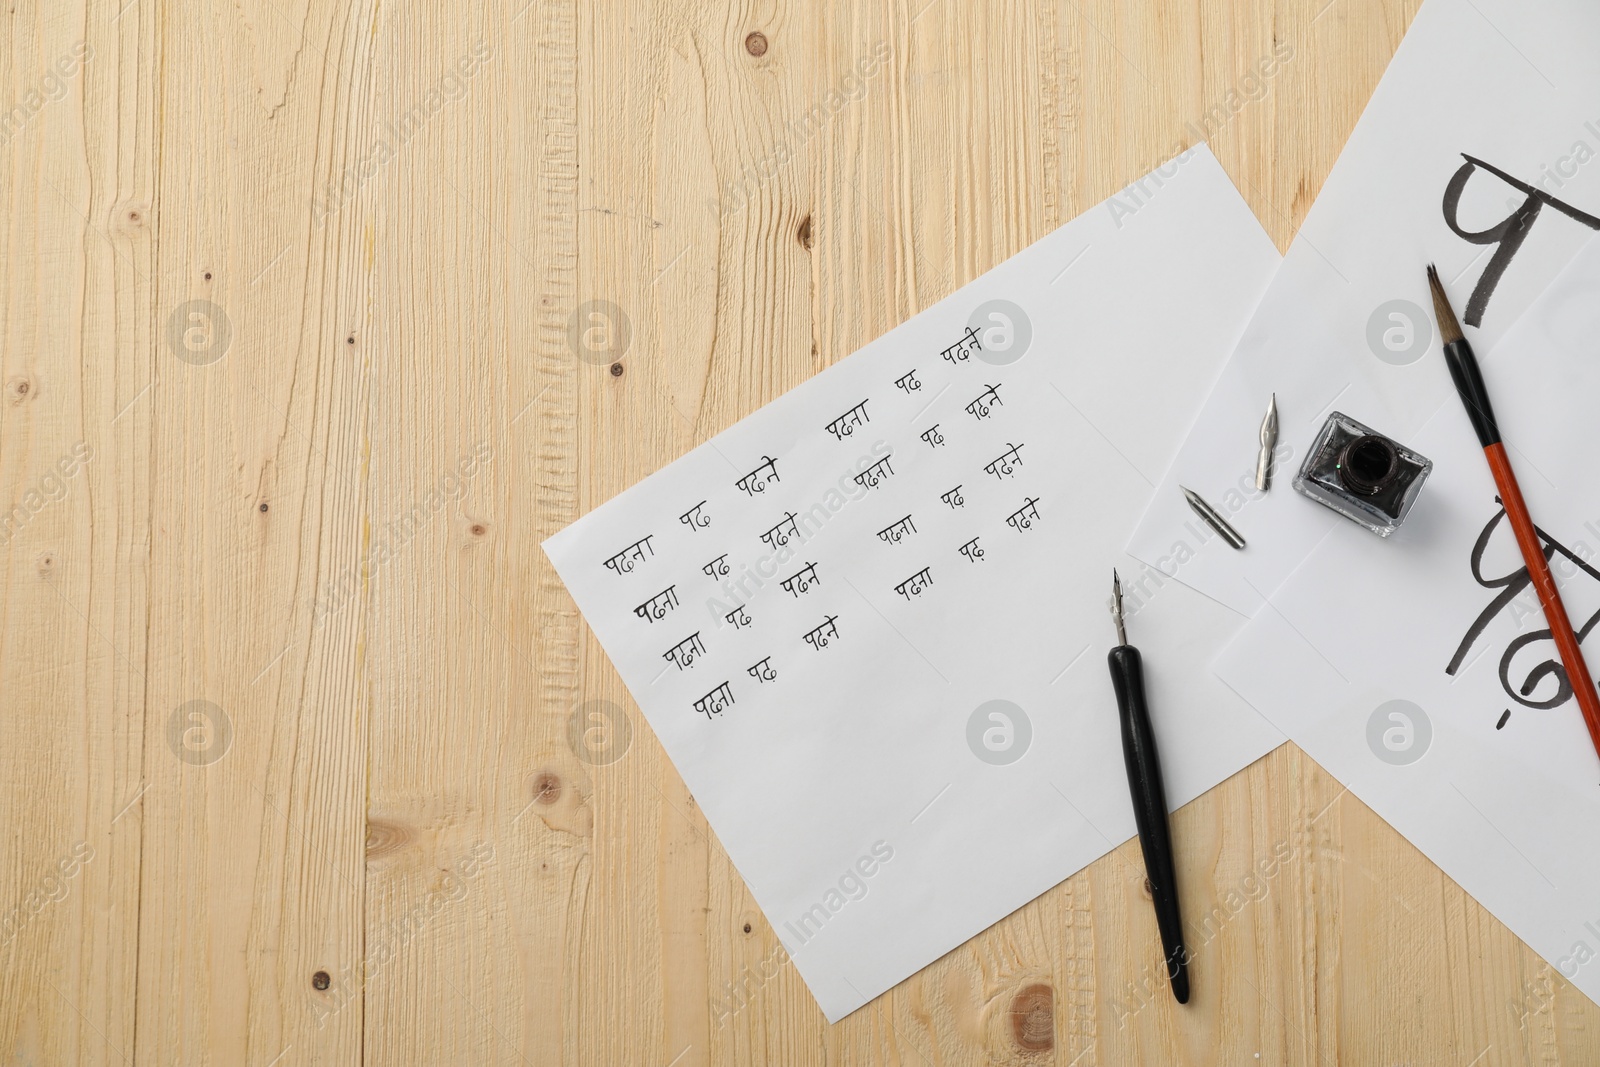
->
xmin=876 ymin=515 xmax=917 ymax=545
xmin=603 ymin=535 xmax=655 ymax=575
xmin=1446 ymin=501 xmax=1600 ymax=726
xmin=663 ymin=631 xmax=706 ymax=671
xmin=760 ymin=512 xmax=802 ymax=551
xmin=984 ymin=443 xmax=1024 ymax=480
xmin=737 ymin=456 xmax=781 ymax=496
xmin=780 ymin=562 xmax=820 ymax=596
xmin=825 ymin=400 xmax=870 ymax=441
xmin=634 ymin=585 xmax=679 ymax=622
xmin=894 ymin=567 xmax=934 ymax=599
xmin=679 ymin=501 xmax=711 ymax=530
xmin=694 ymin=681 xmax=735 ymax=720
xmin=802 ymin=615 xmax=840 ymax=650
xmin=965 ymin=384 xmax=1003 ymax=421
xmin=1005 ymin=497 xmax=1041 ymax=532
xmin=1441 ymin=154 xmax=1600 ymax=328
xmin=852 ymin=453 xmax=894 ymax=490
xmin=941 ymin=326 xmax=982 ymax=365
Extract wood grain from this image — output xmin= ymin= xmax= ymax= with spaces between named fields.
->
xmin=2 ymin=0 xmax=1597 ymax=1063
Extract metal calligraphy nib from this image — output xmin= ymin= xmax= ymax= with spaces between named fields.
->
xmin=1255 ymin=393 xmax=1278 ymax=492
xmin=1111 ymin=569 xmax=1127 ymax=646
xmin=1181 ymin=486 xmax=1247 ymax=550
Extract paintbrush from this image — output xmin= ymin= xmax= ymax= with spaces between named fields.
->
xmin=1426 ymin=264 xmax=1600 ymax=762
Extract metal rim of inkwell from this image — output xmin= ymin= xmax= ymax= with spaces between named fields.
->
xmin=1336 ymin=434 xmax=1400 ymax=497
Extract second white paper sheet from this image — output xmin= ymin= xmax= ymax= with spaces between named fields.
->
xmin=545 ymin=147 xmax=1286 ymax=1021
xmin=1214 ymin=235 xmax=1600 ymax=1010
xmin=1128 ymin=0 xmax=1600 ymax=617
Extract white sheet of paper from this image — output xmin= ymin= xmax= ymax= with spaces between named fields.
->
xmin=544 ymin=147 xmax=1287 ymax=1022
xmin=1214 ymin=235 xmax=1600 ymax=1009
xmin=1127 ymin=0 xmax=1600 ymax=617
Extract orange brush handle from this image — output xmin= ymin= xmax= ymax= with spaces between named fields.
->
xmin=1485 ymin=443 xmax=1600 ymax=755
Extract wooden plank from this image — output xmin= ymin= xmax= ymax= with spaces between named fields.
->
xmin=355 ymin=0 xmax=582 ymax=1063
xmin=126 ymin=0 xmax=373 ymax=1061
xmin=0 ymin=7 xmax=144 ymax=1065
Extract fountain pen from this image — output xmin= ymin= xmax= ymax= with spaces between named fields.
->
xmin=1108 ymin=570 xmax=1190 ymax=1004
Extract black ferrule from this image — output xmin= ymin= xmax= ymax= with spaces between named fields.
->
xmin=1442 ymin=339 xmax=1501 ymax=448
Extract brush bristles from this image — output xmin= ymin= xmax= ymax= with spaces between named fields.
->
xmin=1426 ymin=263 xmax=1464 ymax=346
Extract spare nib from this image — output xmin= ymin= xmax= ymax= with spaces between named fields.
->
xmin=1256 ymin=393 xmax=1278 ymax=492
xmin=1182 ymin=486 xmax=1247 ymax=550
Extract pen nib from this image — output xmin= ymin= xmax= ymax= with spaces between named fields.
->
xmin=1181 ymin=485 xmax=1248 ymax=550
xmin=1255 ymin=393 xmax=1278 ymax=492
xmin=1111 ymin=569 xmax=1127 ymax=646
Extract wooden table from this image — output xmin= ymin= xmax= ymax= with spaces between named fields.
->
xmin=4 ymin=0 xmax=1596 ymax=1062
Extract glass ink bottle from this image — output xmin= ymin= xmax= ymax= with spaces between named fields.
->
xmin=1293 ymin=411 xmax=1432 ymax=537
